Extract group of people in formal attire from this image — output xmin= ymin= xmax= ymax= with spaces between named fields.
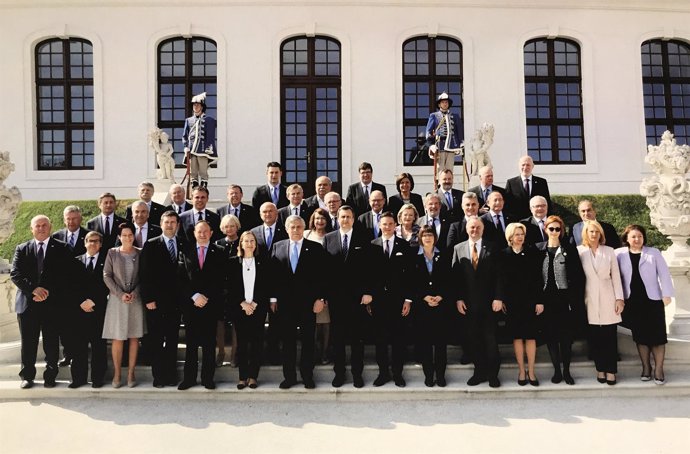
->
xmin=11 ymin=156 xmax=675 ymax=391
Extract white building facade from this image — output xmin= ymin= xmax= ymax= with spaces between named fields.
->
xmin=1 ymin=0 xmax=689 ymax=200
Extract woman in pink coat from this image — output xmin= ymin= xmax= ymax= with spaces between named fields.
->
xmin=577 ymin=220 xmax=624 ymax=385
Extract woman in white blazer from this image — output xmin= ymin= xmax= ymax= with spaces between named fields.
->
xmin=577 ymin=220 xmax=624 ymax=385
xmin=615 ymin=225 xmax=674 ymax=385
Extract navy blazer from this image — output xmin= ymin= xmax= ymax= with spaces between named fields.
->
xmin=180 ymin=242 xmax=227 ymax=320
xmin=217 ymin=202 xmax=261 ymax=233
xmin=177 ymin=209 xmax=222 ymax=244
xmin=369 ymin=236 xmax=413 ymax=315
xmin=86 ymin=213 xmax=127 ymax=251
xmin=250 ymin=222 xmax=288 ymax=259
xmin=323 ymin=229 xmax=373 ymax=302
xmin=74 ymin=252 xmax=109 ymax=315
xmin=126 ymin=201 xmax=166 ymax=226
xmin=387 ymin=193 xmax=424 ymax=219
xmin=270 ymin=239 xmax=327 ymax=313
xmin=52 ymin=227 xmax=91 ymax=257
xmin=139 ymin=234 xmax=187 ymax=314
xmin=437 ymin=188 xmax=465 ymax=223
xmin=252 ymin=184 xmax=289 ymax=211
xmin=345 ymin=181 xmax=388 ymax=217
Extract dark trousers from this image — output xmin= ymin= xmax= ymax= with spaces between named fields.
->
xmin=419 ymin=342 xmax=447 ymax=380
xmin=279 ymin=309 xmax=316 ymax=381
xmin=146 ymin=309 xmax=181 ymax=384
xmin=466 ymin=309 xmax=500 ymax=379
xmin=183 ymin=314 xmax=216 ymax=383
xmin=589 ymin=324 xmax=618 ymax=374
xmin=331 ymin=301 xmax=370 ymax=377
xmin=373 ymin=301 xmax=407 ymax=376
xmin=69 ymin=311 xmax=107 ymax=384
xmin=17 ymin=305 xmax=59 ymax=381
xmin=235 ymin=312 xmax=265 ymax=380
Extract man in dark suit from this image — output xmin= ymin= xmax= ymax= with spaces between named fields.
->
xmin=480 ymin=191 xmax=515 ymax=249
xmin=356 ymin=190 xmax=386 ymax=241
xmin=177 ymin=220 xmax=227 ymax=390
xmin=446 ymin=192 xmax=493 ymax=250
xmin=125 ymin=181 xmax=166 ymax=226
xmin=140 ymin=210 xmax=186 ymax=388
xmin=86 ymin=192 xmax=126 ymax=252
xmin=323 ymin=205 xmax=373 ymax=388
xmin=165 ymin=183 xmax=193 ymax=214
xmin=120 ymin=201 xmax=162 ymax=249
xmin=305 ymin=175 xmax=332 ymax=211
xmin=69 ymin=231 xmax=108 ymax=388
xmin=270 ymin=215 xmax=327 ymax=389
xmin=51 ymin=205 xmax=91 ymax=257
xmin=370 ymin=212 xmax=413 ymax=387
xmin=568 ymin=199 xmax=621 ymax=249
xmin=324 ymin=191 xmax=343 ymax=232
xmin=521 ymin=195 xmax=550 ymax=246
xmin=437 ymin=168 xmax=464 ymax=223
xmin=250 ymin=202 xmax=288 ymax=258
xmin=468 ymin=166 xmax=506 ymax=215
xmin=452 ymin=216 xmax=503 ymax=388
xmin=217 ymin=184 xmax=260 ymax=233
xmin=178 ymin=186 xmax=221 ymax=244
xmin=11 ymin=215 xmax=72 ymax=389
xmin=504 ymin=155 xmax=551 ymax=220
xmin=278 ymin=183 xmax=313 ymax=226
xmin=418 ymin=193 xmax=451 ymax=250
xmin=345 ymin=162 xmax=388 ymax=217
xmin=252 ymin=161 xmax=289 ymax=211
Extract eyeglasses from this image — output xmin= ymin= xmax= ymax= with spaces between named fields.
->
xmin=547 ymin=227 xmax=562 ymax=232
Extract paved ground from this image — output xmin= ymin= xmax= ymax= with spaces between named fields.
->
xmin=2 ymin=395 xmax=688 ymax=454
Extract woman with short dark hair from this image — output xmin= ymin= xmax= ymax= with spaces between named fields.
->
xmin=388 ymin=172 xmax=424 ymax=218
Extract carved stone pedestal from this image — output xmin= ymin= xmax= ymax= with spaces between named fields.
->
xmin=668 ymin=266 xmax=690 ymax=340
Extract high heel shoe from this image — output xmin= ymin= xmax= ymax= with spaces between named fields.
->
xmin=528 ymin=374 xmax=539 ymax=387
xmin=596 ymin=372 xmax=606 ymax=384
xmin=518 ymin=372 xmax=528 ymax=386
xmin=127 ymin=376 xmax=137 ymax=388
xmin=112 ymin=378 xmax=121 ymax=389
xmin=606 ymin=373 xmax=616 ymax=386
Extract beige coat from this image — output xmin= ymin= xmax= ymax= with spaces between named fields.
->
xmin=577 ymin=244 xmax=624 ymax=325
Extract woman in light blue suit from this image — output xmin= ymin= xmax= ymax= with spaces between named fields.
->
xmin=615 ymin=225 xmax=674 ymax=385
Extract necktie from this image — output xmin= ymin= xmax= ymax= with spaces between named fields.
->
xmin=364 ymin=185 xmax=369 ymax=200
xmin=168 ymin=239 xmax=176 ymax=262
xmin=293 ymin=207 xmax=298 ymax=216
xmin=37 ymin=241 xmax=45 ymax=274
xmin=69 ymin=232 xmax=76 ymax=248
xmin=539 ymin=220 xmax=545 ymax=241
xmin=232 ymin=207 xmax=237 ymax=217
xmin=524 ymin=178 xmax=530 ymax=196
xmin=198 ymin=245 xmax=206 ymax=269
xmin=445 ymin=191 xmax=453 ymax=208
xmin=135 ymin=227 xmax=143 ymax=248
xmin=87 ymin=256 xmax=95 ymax=272
xmin=104 ymin=216 xmax=110 ymax=236
xmin=495 ymin=214 xmax=503 ymax=233
xmin=332 ymin=217 xmax=339 ymax=230
xmin=471 ymin=243 xmax=478 ymax=270
xmin=342 ymin=233 xmax=348 ymax=257
xmin=266 ymin=226 xmax=273 ymax=249
xmin=374 ymin=213 xmax=381 ymax=237
xmin=272 ymin=186 xmax=279 ymax=205
xmin=290 ymin=242 xmax=299 ymax=272
xmin=484 ymin=188 xmax=490 ymax=203
xmin=178 ymin=205 xmax=183 ymax=214
xmin=197 ymin=211 xmax=203 ymax=223
xmin=429 ymin=216 xmax=435 ymax=227
xmin=384 ymin=239 xmax=390 ymax=257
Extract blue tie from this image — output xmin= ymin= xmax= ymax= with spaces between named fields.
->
xmin=272 ymin=186 xmax=279 ymax=205
xmin=445 ymin=191 xmax=452 ymax=208
xmin=374 ymin=213 xmax=380 ymax=237
xmin=290 ymin=242 xmax=299 ymax=273
xmin=167 ymin=238 xmax=176 ymax=262
xmin=266 ymin=226 xmax=273 ymax=249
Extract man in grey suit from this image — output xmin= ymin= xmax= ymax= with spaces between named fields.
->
xmin=568 ymin=200 xmax=621 ymax=249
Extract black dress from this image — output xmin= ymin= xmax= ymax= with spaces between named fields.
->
xmin=498 ymin=246 xmax=543 ymax=339
xmin=624 ymin=252 xmax=667 ymax=346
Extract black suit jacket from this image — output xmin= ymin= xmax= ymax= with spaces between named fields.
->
xmin=74 ymin=252 xmax=109 ymax=316
xmin=437 ymin=188 xmax=465 ymax=223
xmin=177 ymin=209 xmax=222 ymax=244
xmin=387 ymin=193 xmax=424 ymax=219
xmin=252 ymin=184 xmax=289 ymax=211
xmin=278 ymin=202 xmax=313 ymax=226
xmin=521 ymin=216 xmax=548 ymax=246
xmin=451 ymin=240 xmax=501 ymax=312
xmin=217 ymin=203 xmax=261 ymax=233
xmin=411 ymin=250 xmax=452 ymax=333
xmin=504 ymin=175 xmax=551 ymax=220
xmin=369 ymin=236 xmax=413 ymax=316
xmin=250 ymin=223 xmax=288 ymax=259
xmin=180 ymin=243 xmax=227 ymax=320
xmin=86 ymin=214 xmax=127 ymax=251
xmin=345 ymin=181 xmax=388 ymax=217
xmin=126 ymin=201 xmax=166 ymax=226
xmin=357 ymin=211 xmax=384 ymax=241
xmin=270 ymin=239 xmax=327 ymax=314
xmin=11 ymin=238 xmax=73 ymax=314
xmin=305 ymin=194 xmax=326 ymax=211
xmin=139 ymin=235 xmax=187 ymax=315
xmin=446 ymin=216 xmax=494 ymax=250
xmin=165 ymin=201 xmax=193 ymax=215
xmin=418 ymin=214 xmax=451 ymax=251
xmin=480 ymin=211 xmax=515 ymax=249
xmin=323 ymin=230 xmax=373 ymax=303
xmin=467 ymin=185 xmax=506 ymax=210
xmin=51 ymin=227 xmax=91 ymax=257
xmin=115 ymin=224 xmax=162 ymax=249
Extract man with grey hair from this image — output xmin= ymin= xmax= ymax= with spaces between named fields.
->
xmin=468 ymin=166 xmax=505 ymax=214
xmin=166 ymin=183 xmax=192 ymax=214
xmin=324 ymin=191 xmax=343 ymax=232
xmin=504 ymin=155 xmax=551 ymax=220
xmin=52 ymin=205 xmax=91 ymax=257
xmin=11 ymin=215 xmax=72 ymax=389
xmin=418 ymin=192 xmax=450 ymax=249
xmin=306 ymin=175 xmax=332 ymax=211
xmin=270 ymin=214 xmax=327 ymax=389
xmin=446 ymin=192 xmax=493 ymax=250
xmin=119 ymin=201 xmax=162 ymax=249
xmin=521 ymin=195 xmax=549 ymax=246
xmin=126 ymin=181 xmax=166 ymax=226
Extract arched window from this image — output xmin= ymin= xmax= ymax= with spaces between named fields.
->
xmin=157 ymin=37 xmax=217 ymax=167
xmin=402 ymin=36 xmax=463 ymax=166
xmin=280 ymin=36 xmax=341 ymax=194
xmin=641 ymin=39 xmax=690 ymax=145
xmin=524 ymin=38 xmax=585 ymax=164
xmin=35 ymin=38 xmax=94 ymax=170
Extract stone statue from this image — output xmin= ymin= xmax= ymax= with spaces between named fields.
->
xmin=149 ymin=128 xmax=176 ymax=183
xmin=0 ymin=151 xmax=22 ymax=255
xmin=464 ymin=122 xmax=494 ymax=177
xmin=640 ymin=130 xmax=690 ymax=267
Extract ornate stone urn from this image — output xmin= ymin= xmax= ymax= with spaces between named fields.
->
xmin=640 ymin=131 xmax=690 ymax=267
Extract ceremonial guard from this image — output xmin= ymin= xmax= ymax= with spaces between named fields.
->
xmin=426 ymin=92 xmax=462 ymax=187
xmin=182 ymin=92 xmax=217 ymax=189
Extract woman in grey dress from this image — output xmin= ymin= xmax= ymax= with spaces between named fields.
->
xmin=102 ymin=222 xmax=144 ymax=388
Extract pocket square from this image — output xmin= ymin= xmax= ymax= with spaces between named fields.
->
xmin=395 ymin=252 xmax=403 ymax=256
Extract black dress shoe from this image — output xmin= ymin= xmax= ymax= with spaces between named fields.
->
xmin=597 ymin=374 xmax=607 ymax=384
xmin=551 ymin=372 xmax=563 ymax=384
xmin=353 ymin=375 xmax=364 ymax=388
xmin=203 ymin=381 xmax=216 ymax=390
xmin=466 ymin=375 xmax=486 ymax=386
xmin=563 ymin=372 xmax=575 ymax=385
xmin=92 ymin=382 xmax=104 ymax=389
xmin=165 ymin=381 xmax=178 ymax=387
xmin=20 ymin=379 xmax=34 ymax=389
xmin=177 ymin=381 xmax=196 ymax=390
xmin=153 ymin=381 xmax=164 ymax=389
xmin=488 ymin=377 xmax=501 ymax=388
xmin=393 ymin=375 xmax=406 ymax=387
xmin=518 ymin=377 xmax=528 ymax=386
xmin=59 ymin=358 xmax=71 ymax=368
xmin=68 ymin=381 xmax=86 ymax=389
xmin=303 ymin=378 xmax=316 ymax=389
xmin=279 ymin=379 xmax=296 ymax=389
xmin=44 ymin=379 xmax=56 ymax=388
xmin=459 ymin=354 xmax=472 ymax=365
xmin=424 ymin=377 xmax=434 ymax=387
xmin=332 ymin=374 xmax=345 ymax=388
xmin=436 ymin=376 xmax=447 ymax=387
xmin=248 ymin=380 xmax=258 ymax=389
xmin=528 ymin=378 xmax=540 ymax=387
xmin=373 ymin=374 xmax=391 ymax=387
